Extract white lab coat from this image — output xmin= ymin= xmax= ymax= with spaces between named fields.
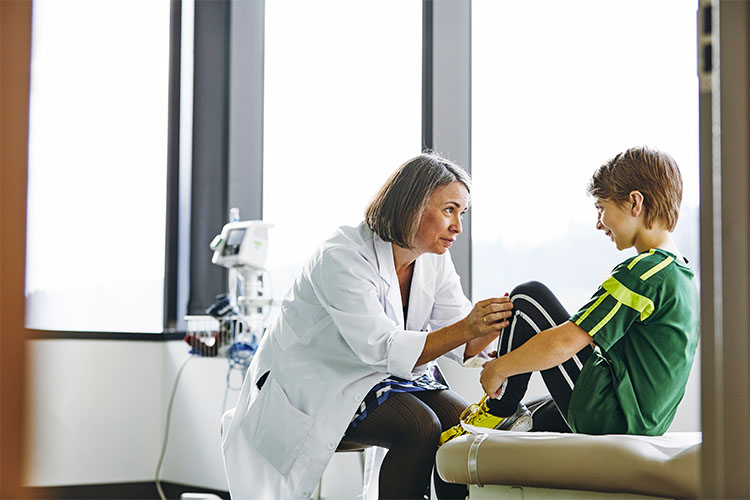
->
xmin=221 ymin=222 xmax=475 ymax=499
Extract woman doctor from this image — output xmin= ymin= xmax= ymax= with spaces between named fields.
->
xmin=221 ymin=153 xmax=513 ymax=500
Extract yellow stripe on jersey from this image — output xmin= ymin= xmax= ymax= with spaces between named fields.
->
xmin=627 ymin=249 xmax=655 ymax=270
xmin=575 ymin=251 xmax=670 ymax=337
xmin=589 ymin=301 xmax=622 ymax=336
xmin=575 ymin=292 xmax=610 ymax=327
xmin=602 ymin=275 xmax=655 ymax=321
xmin=640 ymin=256 xmax=674 ymax=281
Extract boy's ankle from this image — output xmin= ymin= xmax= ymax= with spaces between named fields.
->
xmin=485 ymin=399 xmax=518 ymax=418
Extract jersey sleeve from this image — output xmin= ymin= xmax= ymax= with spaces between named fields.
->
xmin=569 ymin=252 xmax=670 ymax=351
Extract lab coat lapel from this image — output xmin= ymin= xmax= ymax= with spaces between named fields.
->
xmin=406 ymin=256 xmax=435 ymax=331
xmin=373 ymin=236 xmax=405 ymax=327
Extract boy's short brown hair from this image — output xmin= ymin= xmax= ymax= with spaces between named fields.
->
xmin=588 ymin=146 xmax=683 ymax=231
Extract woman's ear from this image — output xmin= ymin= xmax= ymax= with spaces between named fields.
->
xmin=629 ymin=191 xmax=644 ymax=217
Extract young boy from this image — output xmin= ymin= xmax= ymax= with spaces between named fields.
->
xmin=441 ymin=146 xmax=699 ymax=442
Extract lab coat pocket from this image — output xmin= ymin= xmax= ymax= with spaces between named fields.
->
xmin=248 ymin=378 xmax=315 ymax=476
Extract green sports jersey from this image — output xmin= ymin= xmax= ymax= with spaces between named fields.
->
xmin=567 ymin=248 xmax=699 ymax=435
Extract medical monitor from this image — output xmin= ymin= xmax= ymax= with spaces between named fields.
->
xmin=211 ymin=220 xmax=272 ymax=270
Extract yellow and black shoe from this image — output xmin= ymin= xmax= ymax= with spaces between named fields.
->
xmin=439 ymin=395 xmax=532 ymax=445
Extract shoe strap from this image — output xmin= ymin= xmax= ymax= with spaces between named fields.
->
xmin=461 ymin=394 xmax=490 ymax=421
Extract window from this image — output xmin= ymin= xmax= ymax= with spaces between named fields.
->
xmin=471 ymin=0 xmax=699 ymax=312
xmin=26 ymin=0 xmax=172 ymax=333
xmin=262 ymin=0 xmax=423 ymax=299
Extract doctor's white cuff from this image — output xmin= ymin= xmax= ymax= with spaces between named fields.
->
xmin=386 ymin=329 xmax=428 ymax=379
xmin=462 ymin=351 xmax=491 ymax=368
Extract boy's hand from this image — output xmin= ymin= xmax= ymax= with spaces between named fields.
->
xmin=480 ymin=358 xmax=508 ymax=398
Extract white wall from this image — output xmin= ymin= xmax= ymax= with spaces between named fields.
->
xmin=673 ymin=346 xmax=702 ymax=432
xmin=159 ymin=341 xmax=237 ymax=491
xmin=23 ymin=338 xmax=361 ymax=495
xmin=24 ymin=339 xmax=233 ymax=490
xmin=25 ymin=340 xmax=164 ymax=486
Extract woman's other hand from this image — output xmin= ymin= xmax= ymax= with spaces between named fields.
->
xmin=464 ymin=295 xmax=513 ymax=339
xmin=418 ymin=294 xmax=513 ymax=366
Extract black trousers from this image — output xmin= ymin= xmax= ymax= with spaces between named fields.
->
xmin=486 ymin=281 xmax=593 ymax=429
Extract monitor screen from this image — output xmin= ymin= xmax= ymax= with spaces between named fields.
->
xmin=222 ymin=228 xmax=246 ymax=256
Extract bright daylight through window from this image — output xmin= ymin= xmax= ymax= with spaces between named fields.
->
xmin=262 ymin=0 xmax=422 ymax=300
xmin=26 ymin=0 xmax=171 ymax=333
xmin=471 ymin=0 xmax=699 ymax=309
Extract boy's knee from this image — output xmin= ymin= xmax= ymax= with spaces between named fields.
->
xmin=510 ymin=280 xmax=553 ymax=300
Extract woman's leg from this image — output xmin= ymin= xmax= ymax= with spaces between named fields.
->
xmin=413 ymin=390 xmax=470 ymax=499
xmin=486 ymin=281 xmax=593 ymax=425
xmin=343 ymin=391 xmax=449 ymax=500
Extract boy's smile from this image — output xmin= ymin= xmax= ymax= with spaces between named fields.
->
xmin=594 ymin=197 xmax=640 ymax=251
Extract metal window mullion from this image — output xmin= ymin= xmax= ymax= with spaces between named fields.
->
xmin=163 ymin=0 xmax=182 ymax=332
xmin=188 ymin=0 xmax=232 ymax=315
xmin=424 ymin=0 xmax=472 ymax=299
xmin=228 ymin=0 xmax=264 ymax=221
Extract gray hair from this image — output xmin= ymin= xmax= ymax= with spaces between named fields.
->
xmin=365 ymin=152 xmax=471 ymax=248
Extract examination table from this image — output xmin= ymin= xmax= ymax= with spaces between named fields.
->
xmin=435 ymin=430 xmax=701 ymax=499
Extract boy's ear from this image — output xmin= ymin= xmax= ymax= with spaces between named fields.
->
xmin=629 ymin=191 xmax=644 ymax=217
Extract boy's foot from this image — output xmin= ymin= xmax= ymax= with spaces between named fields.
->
xmin=439 ymin=395 xmax=532 ymax=445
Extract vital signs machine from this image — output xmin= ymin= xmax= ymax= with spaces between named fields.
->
xmin=184 ymin=213 xmax=274 ymax=374
xmin=210 ymin=219 xmax=273 ymax=316
xmin=158 ymin=214 xmax=275 ymax=500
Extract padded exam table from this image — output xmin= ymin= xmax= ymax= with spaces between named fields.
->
xmin=436 ymin=430 xmax=701 ymax=499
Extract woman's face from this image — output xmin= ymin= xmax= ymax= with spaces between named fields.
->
xmin=413 ymin=182 xmax=470 ymax=255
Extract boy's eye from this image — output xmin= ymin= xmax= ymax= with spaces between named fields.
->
xmin=445 ymin=207 xmax=454 ymax=214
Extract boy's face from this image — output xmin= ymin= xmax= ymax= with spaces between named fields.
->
xmin=594 ymin=197 xmax=640 ymax=251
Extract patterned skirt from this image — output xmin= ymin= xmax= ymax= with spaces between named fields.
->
xmin=344 ymin=373 xmax=448 ymax=436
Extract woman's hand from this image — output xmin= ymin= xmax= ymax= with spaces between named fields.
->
xmin=417 ymin=295 xmax=514 ymax=366
xmin=463 ymin=295 xmax=513 ymax=339
xmin=480 ymin=358 xmax=507 ymax=398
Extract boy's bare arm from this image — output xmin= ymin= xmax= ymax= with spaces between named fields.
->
xmin=480 ymin=321 xmax=593 ymax=398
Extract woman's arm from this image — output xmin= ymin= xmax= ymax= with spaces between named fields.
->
xmin=464 ymin=330 xmax=503 ymax=359
xmin=414 ymin=297 xmax=513 ymax=367
xmin=479 ymin=320 xmax=593 ymax=397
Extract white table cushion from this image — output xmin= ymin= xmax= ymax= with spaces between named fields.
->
xmin=436 ymin=431 xmax=701 ymax=499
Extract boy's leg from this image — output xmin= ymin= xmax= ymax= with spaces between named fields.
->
xmin=486 ymin=281 xmax=593 ymax=424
